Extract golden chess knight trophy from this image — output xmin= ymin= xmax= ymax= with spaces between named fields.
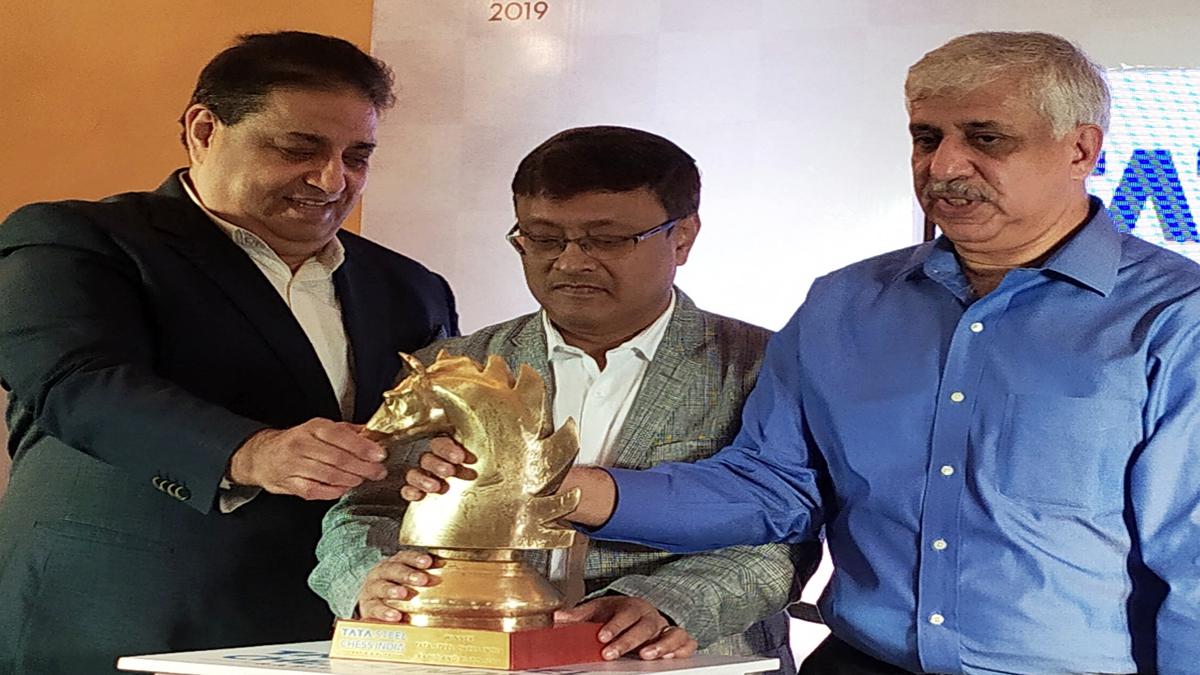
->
xmin=330 ymin=351 xmax=600 ymax=669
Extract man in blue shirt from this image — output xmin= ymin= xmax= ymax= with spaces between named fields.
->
xmin=405 ymin=32 xmax=1200 ymax=674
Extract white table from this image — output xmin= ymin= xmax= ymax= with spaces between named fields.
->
xmin=118 ymin=641 xmax=779 ymax=675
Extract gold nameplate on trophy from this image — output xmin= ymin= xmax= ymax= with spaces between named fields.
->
xmin=329 ymin=619 xmax=604 ymax=669
xmin=331 ymin=352 xmax=603 ymax=669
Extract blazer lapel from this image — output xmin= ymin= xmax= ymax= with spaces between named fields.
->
xmin=610 ymin=290 xmax=705 ymax=469
xmin=334 ymin=251 xmax=393 ymax=423
xmin=507 ymin=313 xmax=555 ymax=396
xmin=148 ymin=172 xmax=340 ymax=419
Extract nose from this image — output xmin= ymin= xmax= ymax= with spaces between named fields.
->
xmin=926 ymin=137 xmax=974 ymax=182
xmin=552 ymin=239 xmax=597 ymax=272
xmin=308 ymin=156 xmax=347 ymax=194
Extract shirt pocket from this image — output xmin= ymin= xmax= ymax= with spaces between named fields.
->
xmin=994 ymin=393 xmax=1139 ymax=510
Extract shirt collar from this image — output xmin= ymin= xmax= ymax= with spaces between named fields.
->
xmin=543 ymin=290 xmax=677 ymax=364
xmin=178 ymin=171 xmax=345 ymax=274
xmin=1038 ymin=196 xmax=1119 ymax=296
xmin=898 ymin=196 xmax=1119 ymax=297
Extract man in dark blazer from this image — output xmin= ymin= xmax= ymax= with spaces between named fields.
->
xmin=0 ymin=32 xmax=457 ymax=674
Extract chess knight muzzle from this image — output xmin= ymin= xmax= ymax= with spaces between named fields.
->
xmin=364 ymin=351 xmax=582 ymax=631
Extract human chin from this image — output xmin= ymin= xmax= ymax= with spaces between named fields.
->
xmin=276 ymin=202 xmax=349 ymax=235
xmin=545 ymin=304 xmax=606 ymax=335
xmin=933 ymin=215 xmax=1005 ymax=245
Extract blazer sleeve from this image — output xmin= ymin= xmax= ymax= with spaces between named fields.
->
xmin=0 ymin=203 xmax=267 ymax=513
xmin=309 ymin=446 xmax=417 ymax=618
xmin=309 ymin=339 xmax=454 ymax=617
xmin=590 ymin=542 xmax=798 ymax=649
xmin=583 ymin=311 xmax=805 ymax=648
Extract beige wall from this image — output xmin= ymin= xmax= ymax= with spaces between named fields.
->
xmin=0 ymin=0 xmax=374 ymax=499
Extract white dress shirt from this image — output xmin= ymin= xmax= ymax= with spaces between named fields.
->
xmin=180 ymin=173 xmax=354 ymax=511
xmin=543 ymin=292 xmax=675 ymax=595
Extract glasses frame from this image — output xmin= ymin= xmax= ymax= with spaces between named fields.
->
xmin=505 ymin=217 xmax=683 ymax=261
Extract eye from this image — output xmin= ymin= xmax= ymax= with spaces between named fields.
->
xmin=911 ymin=134 xmax=940 ymax=152
xmin=583 ymin=236 xmax=630 ymax=251
xmin=971 ymin=133 xmax=1003 ymax=146
xmin=344 ymin=153 xmax=371 ymax=169
xmin=521 ymin=234 xmax=566 ymax=253
xmin=277 ymin=146 xmax=316 ymax=161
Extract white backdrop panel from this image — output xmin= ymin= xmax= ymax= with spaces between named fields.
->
xmin=362 ymin=0 xmax=1200 ymax=659
xmin=366 ymin=0 xmax=1200 ymax=333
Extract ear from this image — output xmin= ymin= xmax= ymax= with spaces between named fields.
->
xmin=1068 ymin=123 xmax=1104 ymax=182
xmin=398 ymin=352 xmax=428 ymax=379
xmin=671 ymin=215 xmax=701 ymax=266
xmin=183 ymin=104 xmax=219 ymax=165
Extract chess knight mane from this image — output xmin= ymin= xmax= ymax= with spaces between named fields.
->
xmin=366 ymin=351 xmax=581 ymax=550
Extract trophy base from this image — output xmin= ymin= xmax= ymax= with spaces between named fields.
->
xmin=329 ymin=618 xmax=606 ymax=670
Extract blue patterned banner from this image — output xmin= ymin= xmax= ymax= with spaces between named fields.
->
xmin=1093 ymin=69 xmax=1200 ymax=256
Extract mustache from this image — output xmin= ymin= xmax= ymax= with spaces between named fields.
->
xmin=922 ymin=179 xmax=994 ymax=203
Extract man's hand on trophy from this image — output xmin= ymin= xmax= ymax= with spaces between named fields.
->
xmin=228 ymin=419 xmax=388 ymax=500
xmin=399 ymin=436 xmax=477 ymax=501
xmin=401 ymin=439 xmax=619 ymax=527
xmin=356 ymin=551 xmax=437 ymax=622
xmin=555 ymin=596 xmax=698 ymax=661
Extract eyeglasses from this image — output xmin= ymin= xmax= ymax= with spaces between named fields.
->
xmin=505 ymin=217 xmax=682 ymax=261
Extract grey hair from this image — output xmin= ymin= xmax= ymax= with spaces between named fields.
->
xmin=905 ymin=31 xmax=1110 ymax=136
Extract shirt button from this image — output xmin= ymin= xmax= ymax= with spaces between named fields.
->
xmin=969 ymin=322 xmax=984 ymax=333
xmin=932 ymin=539 xmax=948 ymax=551
xmin=940 ymin=465 xmax=955 ymax=477
xmin=929 ymin=613 xmax=945 ymax=626
xmin=949 ymin=391 xmax=965 ymax=403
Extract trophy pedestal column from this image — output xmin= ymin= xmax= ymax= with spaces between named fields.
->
xmin=385 ymin=549 xmax=562 ymax=632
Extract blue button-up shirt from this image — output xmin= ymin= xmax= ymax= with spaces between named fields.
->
xmin=596 ymin=199 xmax=1200 ymax=674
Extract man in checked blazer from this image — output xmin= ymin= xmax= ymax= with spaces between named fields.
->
xmin=0 ymin=33 xmax=457 ymax=673
xmin=310 ymin=126 xmax=817 ymax=674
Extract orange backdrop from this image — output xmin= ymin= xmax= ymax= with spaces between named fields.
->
xmin=0 ymin=0 xmax=375 ymax=494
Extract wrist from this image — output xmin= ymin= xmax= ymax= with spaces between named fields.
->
xmin=564 ymin=466 xmax=617 ymax=527
xmin=227 ymin=427 xmax=277 ymax=486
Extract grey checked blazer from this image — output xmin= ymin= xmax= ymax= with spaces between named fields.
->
xmin=310 ymin=290 xmax=810 ymax=674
